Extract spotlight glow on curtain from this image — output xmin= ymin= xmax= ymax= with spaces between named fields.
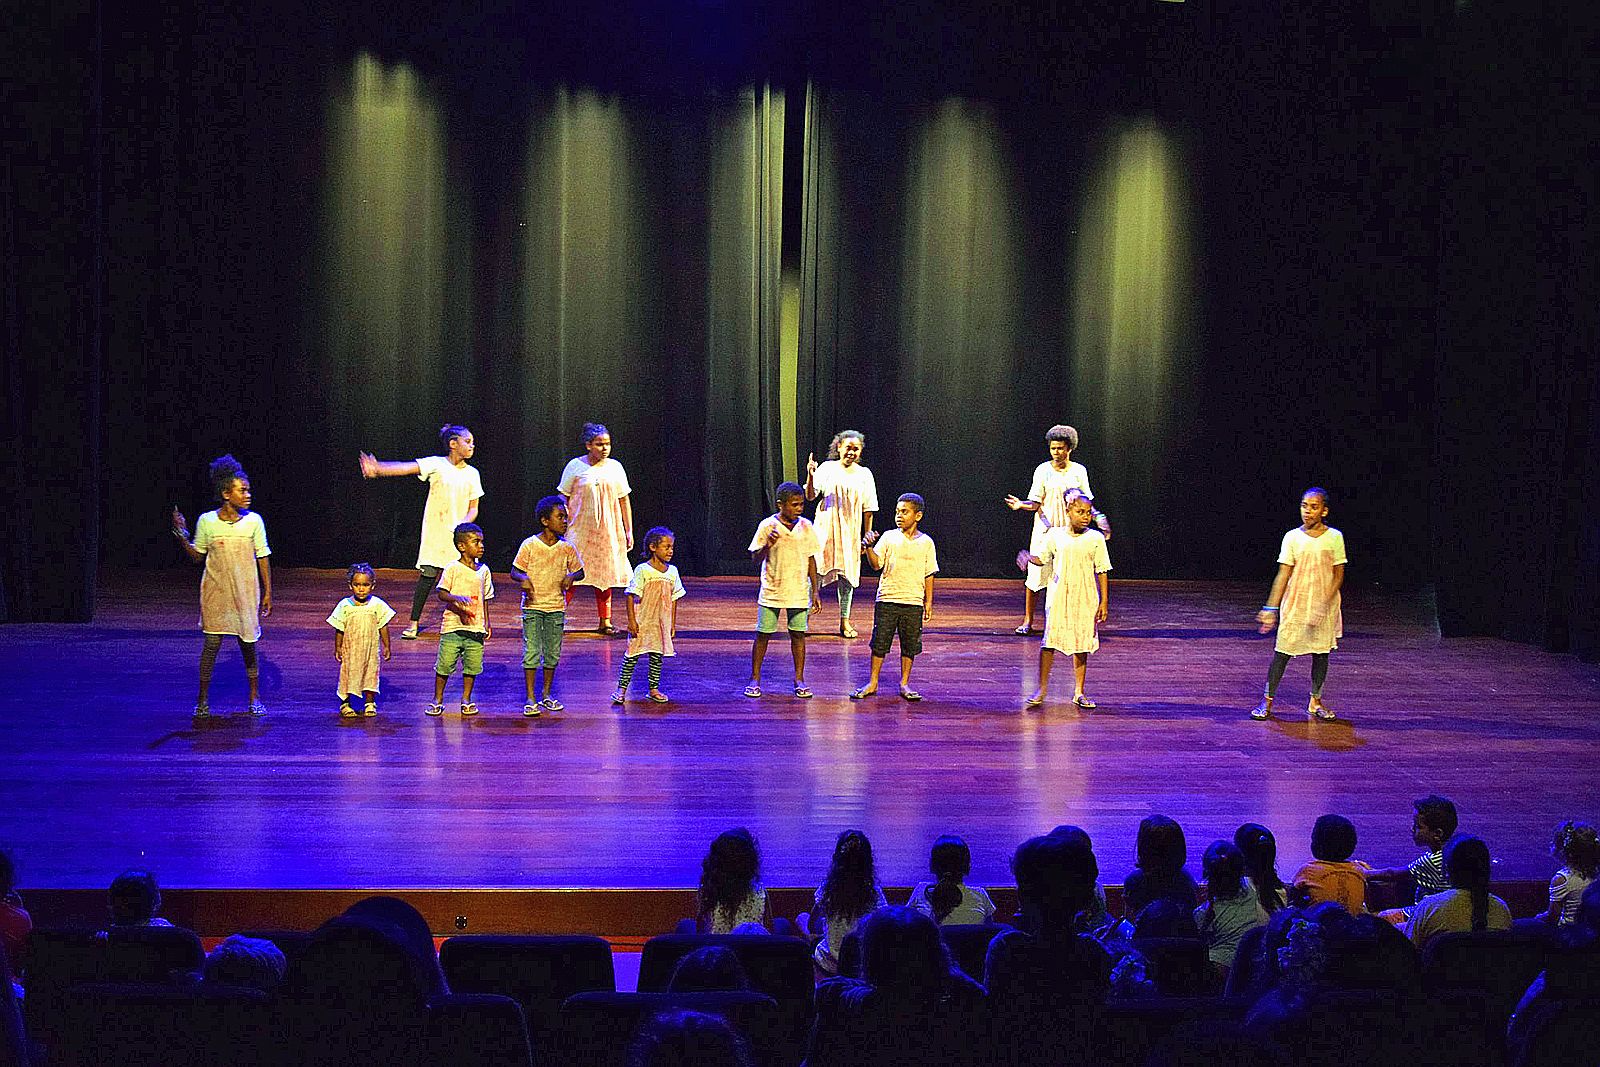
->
xmin=1071 ymin=117 xmax=1193 ymax=494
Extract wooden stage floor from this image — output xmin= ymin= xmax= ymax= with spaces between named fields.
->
xmin=3 ymin=569 xmax=1598 ymax=892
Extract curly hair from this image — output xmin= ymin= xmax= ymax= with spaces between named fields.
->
xmin=208 ymin=454 xmax=247 ymax=499
xmin=346 ymin=562 xmax=376 ymax=583
xmin=1553 ymin=821 xmax=1600 ymax=879
xmin=697 ymin=829 xmax=760 ymax=929
xmin=818 ymin=829 xmax=879 ymax=924
xmin=1046 ymin=425 xmax=1079 ymax=449
xmin=827 ymin=430 xmax=865 ymax=461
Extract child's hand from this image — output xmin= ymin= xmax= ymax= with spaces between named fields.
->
xmin=767 ymin=523 xmax=782 ymax=544
xmin=171 ymin=507 xmax=189 ymax=539
xmin=806 ymin=452 xmax=818 ymax=478
xmin=1015 ymin=549 xmax=1032 ymax=572
xmin=1096 ymin=514 xmax=1112 ymax=540
xmin=334 ymin=645 xmax=343 ymax=662
xmin=382 ymin=645 xmax=392 ymax=661
xmin=260 ymin=592 xmax=272 ymax=617
xmin=863 ymin=529 xmax=879 ymax=546
xmin=1096 ymin=603 xmax=1108 ymax=624
xmin=520 ymin=578 xmax=536 ymax=594
xmin=1004 ymin=494 xmax=1024 ymax=511
xmin=1256 ymin=610 xmax=1278 ymax=633
xmin=559 ymin=573 xmax=575 ymax=592
xmin=358 ymin=452 xmax=378 ymax=478
xmin=811 ymin=592 xmax=822 ymax=613
xmin=923 ymin=604 xmax=934 ymax=622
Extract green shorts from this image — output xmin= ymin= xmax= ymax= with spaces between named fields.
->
xmin=756 ymin=605 xmax=809 ymax=634
xmin=436 ymin=630 xmax=485 ymax=676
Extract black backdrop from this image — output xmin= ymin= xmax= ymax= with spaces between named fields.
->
xmin=3 ymin=0 xmax=1597 ymax=660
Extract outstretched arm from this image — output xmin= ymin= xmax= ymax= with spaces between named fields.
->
xmin=358 ymin=453 xmax=422 ymax=479
xmin=1004 ymin=495 xmax=1041 ymax=513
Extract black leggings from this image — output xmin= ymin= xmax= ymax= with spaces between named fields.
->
xmin=200 ymin=634 xmax=258 ymax=687
xmin=409 ymin=566 xmax=442 ymax=624
xmin=1266 ymin=651 xmax=1329 ymax=698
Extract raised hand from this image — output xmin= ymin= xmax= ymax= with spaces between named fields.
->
xmin=806 ymin=452 xmax=818 ymax=478
xmin=1015 ymin=549 xmax=1033 ymax=572
xmin=767 ymin=522 xmax=783 ymax=544
xmin=1004 ymin=494 xmax=1024 ymax=510
xmin=171 ymin=506 xmax=189 ymax=539
xmin=358 ymin=452 xmax=378 ymax=479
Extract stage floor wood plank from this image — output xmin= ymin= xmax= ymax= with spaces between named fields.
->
xmin=2 ymin=569 xmax=1598 ymax=892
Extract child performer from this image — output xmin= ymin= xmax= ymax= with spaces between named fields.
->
xmin=1253 ymin=487 xmax=1345 ymax=721
xmin=358 ymin=425 xmax=483 ymax=640
xmin=327 ymin=563 xmax=394 ymax=718
xmin=510 ymin=496 xmax=584 ymax=716
xmin=746 ymin=483 xmax=822 ymax=698
xmin=613 ymin=527 xmax=687 ymax=705
xmin=1003 ymin=425 xmax=1110 ymax=635
xmin=558 ymin=422 xmax=633 ymax=635
xmin=1016 ymin=490 xmax=1110 ymax=709
xmin=171 ymin=455 xmax=272 ymax=719
xmin=851 ymin=493 xmax=938 ymax=701
xmin=427 ymin=523 xmax=493 ymax=717
xmin=805 ymin=430 xmax=879 ymax=638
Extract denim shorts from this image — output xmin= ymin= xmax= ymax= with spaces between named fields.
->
xmin=521 ymin=610 xmax=565 ymax=669
xmin=436 ymin=630 xmax=485 ymax=676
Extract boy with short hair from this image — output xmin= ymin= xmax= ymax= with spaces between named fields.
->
xmin=429 ymin=522 xmax=493 ymax=717
xmin=852 ymin=493 xmax=939 ymax=701
xmin=1292 ymin=813 xmax=1371 ymax=914
xmin=746 ymin=483 xmax=821 ymax=698
xmin=1369 ymin=794 xmax=1458 ymax=923
xmin=511 ymin=497 xmax=584 ymax=716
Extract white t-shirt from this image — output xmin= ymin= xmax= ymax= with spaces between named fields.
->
xmin=749 ymin=516 xmax=821 ymax=609
xmin=415 ymin=457 xmax=484 ymax=571
xmin=1028 ymin=461 xmax=1092 ymax=529
xmin=511 ymin=535 xmax=582 ymax=612
xmin=873 ymin=529 xmax=938 ymax=606
xmin=435 ymin=560 xmax=495 ymax=635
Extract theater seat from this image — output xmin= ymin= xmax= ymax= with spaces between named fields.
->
xmin=424 ymin=991 xmax=533 ymax=1067
xmin=440 ymin=934 xmax=615 ymax=1049
xmin=558 ymin=990 xmax=780 ymax=1067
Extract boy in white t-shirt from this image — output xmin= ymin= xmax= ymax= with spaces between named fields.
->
xmin=852 ymin=493 xmax=938 ymax=702
xmin=428 ymin=523 xmax=494 ymax=718
xmin=746 ymin=482 xmax=822 ymax=698
xmin=510 ymin=496 xmax=584 ymax=716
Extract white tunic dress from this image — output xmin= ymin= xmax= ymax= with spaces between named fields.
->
xmin=327 ymin=595 xmax=396 ymax=697
xmin=1275 ymin=527 xmax=1346 ymax=656
xmin=1039 ymin=526 xmax=1111 ymax=655
xmin=811 ymin=461 xmax=879 ymax=589
xmin=194 ymin=510 xmax=270 ymax=641
xmin=414 ymin=457 xmax=484 ymax=571
xmin=1024 ymin=461 xmax=1092 ymax=592
xmin=559 ymin=457 xmax=633 ymax=590
xmin=624 ymin=562 xmax=687 ymax=657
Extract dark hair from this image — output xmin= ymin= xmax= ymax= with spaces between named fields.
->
xmin=827 ymin=430 xmax=865 ymax=461
xmin=898 ymin=492 xmax=925 ymax=512
xmin=928 ymin=835 xmax=972 ymax=923
xmin=1133 ymin=897 xmax=1200 ymax=939
xmin=203 ymin=935 xmax=286 ymax=994
xmin=346 ymin=562 xmax=375 ymax=583
xmin=535 ymin=495 xmax=567 ymax=526
xmin=1414 ymin=795 xmax=1458 ymax=839
xmin=643 ymin=526 xmax=675 ymax=559
xmin=439 ymin=424 xmax=470 ymax=451
xmin=1012 ymin=831 xmax=1099 ymax=933
xmin=109 ymin=870 xmax=162 ymax=925
xmin=668 ymin=946 xmax=750 ymax=993
xmin=452 ymin=522 xmax=483 ymax=549
xmin=1311 ymin=815 xmax=1358 ymax=863
xmin=775 ymin=481 xmax=805 ymax=505
xmin=1552 ymin=821 xmax=1600 ymax=879
xmin=818 ymin=830 xmax=878 ymax=924
xmin=625 ymin=1009 xmax=754 ymax=1067
xmin=208 ymin=454 xmax=247 ymax=499
xmin=1136 ymin=815 xmax=1188 ymax=874
xmin=858 ymin=905 xmax=952 ymax=1004
xmin=1444 ymin=835 xmax=1493 ymax=932
xmin=1045 ymin=424 xmax=1079 ymax=449
xmin=581 ymin=422 xmax=609 ymax=446
xmin=1202 ymin=840 xmax=1247 ymax=902
xmin=1234 ymin=823 xmax=1285 ymax=914
xmin=339 ymin=895 xmax=447 ymax=996
xmin=697 ymin=829 xmax=760 ymax=930
xmin=0 ymin=849 xmax=15 ymax=896
xmin=1302 ymin=485 xmax=1330 ymax=506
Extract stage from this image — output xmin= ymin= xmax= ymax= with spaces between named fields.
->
xmin=3 ymin=569 xmax=1598 ymax=907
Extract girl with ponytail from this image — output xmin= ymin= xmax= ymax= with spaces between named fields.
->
xmin=908 ymin=835 xmax=996 ymax=926
xmin=1405 ymin=834 xmax=1511 ymax=947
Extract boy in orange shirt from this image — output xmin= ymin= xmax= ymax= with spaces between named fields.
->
xmin=1292 ymin=814 xmax=1370 ymax=914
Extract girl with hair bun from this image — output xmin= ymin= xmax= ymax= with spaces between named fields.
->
xmin=559 ymin=422 xmax=634 ymax=635
xmin=1538 ymin=821 xmax=1599 ymax=926
xmin=804 ymin=430 xmax=879 ymax=638
xmin=358 ymin=424 xmax=483 ymax=640
xmin=1004 ymin=425 xmax=1110 ymax=635
xmin=171 ymin=454 xmax=272 ymax=718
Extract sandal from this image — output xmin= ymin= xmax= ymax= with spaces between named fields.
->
xmin=1310 ymin=700 xmax=1337 ymax=721
xmin=840 ymin=622 xmax=858 ymax=639
xmin=598 ymin=622 xmax=619 ymax=637
xmin=1250 ymin=700 xmax=1272 ymax=721
xmin=363 ymin=704 xmax=378 ymax=717
xmin=401 ymin=624 xmax=420 ymax=640
xmin=850 ymin=686 xmax=875 ymax=700
xmin=541 ymin=696 xmax=565 ymax=713
xmin=793 ymin=684 xmax=813 ymax=699
xmin=340 ymin=702 xmax=357 ymax=719
xmin=523 ymin=702 xmax=542 ymax=718
xmin=1024 ymin=693 xmax=1045 ymax=708
xmin=900 ymin=688 xmax=923 ymax=702
xmin=192 ymin=703 xmax=211 ymax=719
xmin=647 ymin=691 xmax=670 ymax=704
xmin=247 ymin=701 xmax=267 ymax=717
xmin=611 ymin=690 xmax=626 ymax=705
xmin=425 ymin=703 xmax=444 ymax=717
xmin=1072 ymin=694 xmax=1096 ymax=710
xmin=743 ymin=684 xmax=762 ymax=698
xmin=460 ymin=702 xmax=479 ymax=717
xmin=1014 ymin=624 xmax=1035 ymax=636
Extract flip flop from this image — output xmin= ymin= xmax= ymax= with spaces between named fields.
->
xmin=1014 ymin=624 xmax=1034 ymax=636
xmin=850 ymin=686 xmax=875 ymax=700
xmin=597 ymin=622 xmax=619 ymax=637
xmin=840 ymin=623 xmax=858 ymax=639
xmin=793 ymin=684 xmax=813 ymax=699
xmin=743 ymin=684 xmax=762 ymax=698
xmin=1072 ymin=694 xmax=1096 ymax=710
xmin=1024 ymin=694 xmax=1045 ymax=708
xmin=648 ymin=691 xmax=670 ymax=704
xmin=611 ymin=690 xmax=626 ymax=705
xmin=900 ymin=688 xmax=923 ymax=702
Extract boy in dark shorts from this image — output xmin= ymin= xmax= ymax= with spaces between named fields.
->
xmin=851 ymin=494 xmax=938 ymax=701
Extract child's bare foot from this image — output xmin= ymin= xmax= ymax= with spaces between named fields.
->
xmin=1025 ymin=689 xmax=1045 ymax=707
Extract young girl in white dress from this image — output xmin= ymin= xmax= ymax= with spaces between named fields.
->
xmin=560 ymin=422 xmax=634 ymax=636
xmin=805 ymin=430 xmax=879 ymax=638
xmin=1017 ymin=491 xmax=1111 ymax=709
xmin=358 ymin=424 xmax=483 ymax=639
xmin=327 ymin=563 xmax=394 ymax=718
xmin=171 ymin=455 xmax=272 ymax=719
xmin=1004 ymin=425 xmax=1111 ymax=635
xmin=613 ymin=527 xmax=685 ymax=705
xmin=1253 ymin=486 xmax=1346 ymax=721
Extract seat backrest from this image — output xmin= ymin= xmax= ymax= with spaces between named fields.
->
xmin=440 ymin=935 xmax=615 ymax=1040
xmin=51 ymin=981 xmax=273 ymax=1067
xmin=104 ymin=925 xmax=205 ymax=982
xmin=939 ymin=923 xmax=1008 ymax=983
xmin=1095 ymin=998 xmax=1252 ymax=1067
xmin=1423 ymin=929 xmax=1552 ymax=1027
xmin=636 ymin=933 xmax=812 ymax=1004
xmin=1224 ymin=924 xmax=1270 ymax=997
xmin=559 ymin=990 xmax=778 ymax=1067
xmin=425 ymin=992 xmax=533 ymax=1067
xmin=1134 ymin=937 xmax=1216 ymax=996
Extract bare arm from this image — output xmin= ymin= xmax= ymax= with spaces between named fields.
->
xmin=621 ymin=496 xmax=634 ymax=550
xmin=626 ymin=593 xmax=641 ymax=635
xmin=333 ymin=630 xmax=344 ymax=662
xmin=464 ymin=496 xmax=480 ymax=524
xmin=1004 ymin=495 xmax=1042 ymax=513
xmin=1095 ymin=571 xmax=1109 ymax=623
xmin=171 ymin=508 xmax=206 ymax=564
xmin=1257 ymin=563 xmax=1293 ymax=630
xmin=863 ymin=539 xmax=883 ymax=570
xmin=923 ymin=575 xmax=935 ymax=621
xmin=804 ymin=453 xmax=818 ymax=500
xmin=379 ymin=624 xmax=391 ymax=661
xmin=808 ymin=556 xmax=822 ymax=612
xmin=358 ymin=453 xmax=422 ymax=479
xmin=861 ymin=511 xmax=876 ymax=542
xmin=257 ymin=557 xmax=272 ymax=617
xmin=1329 ymin=563 xmax=1345 ymax=598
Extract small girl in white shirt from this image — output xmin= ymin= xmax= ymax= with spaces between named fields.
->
xmin=613 ymin=527 xmax=687 ymax=705
xmin=1195 ymin=840 xmax=1269 ymax=981
xmin=908 ymin=835 xmax=996 ymax=926
xmin=1538 ymin=821 xmax=1599 ymax=926
xmin=327 ymin=563 xmax=394 ymax=718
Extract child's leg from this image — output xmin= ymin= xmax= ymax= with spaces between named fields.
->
xmin=434 ymin=673 xmax=449 ymax=703
xmin=524 ymin=669 xmax=538 ymax=704
xmin=855 ymin=603 xmax=892 ymax=695
xmin=461 ymin=673 xmax=476 ymax=702
xmin=647 ymin=653 xmax=664 ymax=695
xmin=408 ymin=568 xmax=437 ymax=627
xmin=860 ymin=655 xmax=885 ymax=691
xmin=362 ymin=689 xmax=378 ymax=711
xmin=541 ymin=612 xmax=564 ymax=699
xmin=898 ymin=655 xmax=915 ymax=690
xmin=522 ymin=612 xmax=539 ymax=703
xmin=1264 ymin=651 xmax=1292 ymax=698
xmin=595 ymin=588 xmax=612 ymax=626
xmin=789 ymin=631 xmax=807 ymax=683
xmin=750 ymin=634 xmax=772 ymax=683
xmin=459 ymin=635 xmax=483 ymax=706
xmin=837 ymin=582 xmax=854 ymax=622
xmin=239 ymin=639 xmax=260 ymax=704
xmin=1021 ymin=586 xmax=1039 ymax=629
xmin=1030 ymin=647 xmax=1055 ymax=702
xmin=197 ymin=633 xmax=223 ymax=704
xmin=1072 ymin=652 xmax=1089 ymax=697
xmin=896 ymin=606 xmax=924 ymax=697
xmin=433 ymin=633 xmax=459 ymax=707
xmin=1310 ymin=653 xmax=1330 ymax=697
xmin=616 ymin=655 xmax=639 ymax=694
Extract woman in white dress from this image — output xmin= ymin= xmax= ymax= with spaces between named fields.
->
xmin=805 ymin=430 xmax=879 ymax=638
xmin=559 ymin=422 xmax=634 ymax=635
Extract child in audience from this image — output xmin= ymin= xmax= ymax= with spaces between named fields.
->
xmin=1017 ymin=490 xmax=1111 ymax=708
xmin=695 ymin=828 xmax=769 ymax=934
xmin=510 ymin=496 xmax=584 ymax=715
xmin=614 ymin=527 xmax=686 ymax=705
xmin=108 ymin=870 xmax=172 ymax=928
xmin=327 ymin=563 xmax=394 ymax=718
xmin=1368 ymin=794 xmax=1457 ymax=924
xmin=803 ymin=829 xmax=887 ymax=978
xmin=1535 ymin=821 xmax=1599 ymax=926
xmin=1406 ymin=834 xmax=1511 ymax=947
xmin=202 ymin=935 xmax=286 ymax=994
xmin=1233 ymin=823 xmax=1288 ymax=914
xmin=746 ymin=483 xmax=821 ymax=698
xmin=1252 ymin=486 xmax=1346 ymax=721
xmin=428 ymin=523 xmax=493 ymax=717
xmin=668 ymin=947 xmax=752 ymax=992
xmin=359 ymin=424 xmax=483 ymax=640
xmin=0 ymin=850 xmax=30 ymax=974
xmin=852 ymin=494 xmax=939 ymax=701
xmin=1195 ymin=840 xmax=1270 ymax=980
xmin=1292 ymin=814 xmax=1370 ymax=914
xmin=171 ymin=454 xmax=272 ymax=719
xmin=1123 ymin=814 xmax=1199 ymax=916
xmin=908 ymin=835 xmax=997 ymax=926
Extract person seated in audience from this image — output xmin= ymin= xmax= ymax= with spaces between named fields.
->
xmin=0 ymin=850 xmax=30 ymax=978
xmin=668 ymin=946 xmax=752 ymax=993
xmin=337 ymin=895 xmax=448 ymax=996
xmin=1196 ymin=840 xmax=1270 ymax=983
xmin=1131 ymin=897 xmax=1200 ymax=939
xmin=107 ymin=870 xmax=173 ymax=928
xmin=627 ymin=1008 xmax=755 ymax=1067
xmin=1123 ymin=815 xmax=1199 ymax=916
xmin=1507 ymin=880 xmax=1600 ymax=1062
xmin=799 ymin=830 xmax=887 ymax=979
xmin=1049 ymin=825 xmax=1113 ymax=934
xmin=806 ymin=905 xmax=986 ymax=1067
xmin=1405 ymin=834 xmax=1511 ymax=948
xmin=908 ymin=835 xmax=997 ymax=926
xmin=694 ymin=828 xmax=771 ymax=934
xmin=1366 ymin=794 xmax=1458 ymax=924
xmin=1292 ymin=814 xmax=1369 ymax=914
xmin=202 ymin=934 xmax=286 ymax=994
xmin=1533 ymin=820 xmax=1598 ymax=927
xmin=1234 ymin=823 xmax=1289 ymax=915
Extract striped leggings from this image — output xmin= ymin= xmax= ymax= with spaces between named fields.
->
xmin=617 ymin=653 xmax=663 ymax=692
